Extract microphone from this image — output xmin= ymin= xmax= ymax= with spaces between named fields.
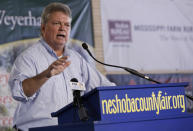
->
xmin=82 ymin=43 xmax=160 ymax=84
xmin=70 ymin=78 xmax=86 ymax=91
xmin=82 ymin=43 xmax=193 ymax=101
xmin=70 ymin=78 xmax=88 ymax=121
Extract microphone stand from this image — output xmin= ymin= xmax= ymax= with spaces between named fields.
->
xmin=82 ymin=43 xmax=193 ymax=101
xmin=71 ymin=78 xmax=88 ymax=121
xmin=82 ymin=43 xmax=160 ymax=84
xmin=73 ymin=90 xmax=88 ymax=121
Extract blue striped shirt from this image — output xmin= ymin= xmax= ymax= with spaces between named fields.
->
xmin=8 ymin=39 xmax=115 ymax=131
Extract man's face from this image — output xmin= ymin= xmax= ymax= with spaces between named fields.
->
xmin=41 ymin=11 xmax=71 ymax=50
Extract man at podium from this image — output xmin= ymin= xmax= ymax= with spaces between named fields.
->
xmin=8 ymin=2 xmax=115 ymax=131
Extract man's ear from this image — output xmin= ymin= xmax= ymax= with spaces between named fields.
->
xmin=41 ymin=24 xmax=45 ymax=36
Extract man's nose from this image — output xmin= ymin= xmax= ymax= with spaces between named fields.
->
xmin=59 ymin=25 xmax=65 ymax=31
xmin=59 ymin=24 xmax=69 ymax=31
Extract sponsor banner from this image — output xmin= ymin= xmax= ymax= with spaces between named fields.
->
xmin=0 ymin=0 xmax=93 ymax=128
xmin=101 ymin=0 xmax=193 ymax=72
xmin=99 ymin=83 xmax=187 ymax=122
xmin=107 ymin=74 xmax=193 ymax=112
xmin=0 ymin=0 xmax=94 ymax=46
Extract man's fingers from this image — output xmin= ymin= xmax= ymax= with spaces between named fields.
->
xmin=63 ymin=61 xmax=71 ymax=68
xmin=61 ymin=56 xmax=68 ymax=60
xmin=48 ymin=57 xmax=71 ymax=77
xmin=58 ymin=56 xmax=68 ymax=62
xmin=50 ymin=61 xmax=70 ymax=73
xmin=57 ymin=56 xmax=69 ymax=64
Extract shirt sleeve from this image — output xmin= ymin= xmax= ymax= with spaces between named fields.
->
xmin=80 ymin=55 xmax=116 ymax=92
xmin=8 ymin=54 xmax=39 ymax=102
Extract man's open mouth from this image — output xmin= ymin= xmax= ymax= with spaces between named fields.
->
xmin=57 ymin=34 xmax=65 ymax=38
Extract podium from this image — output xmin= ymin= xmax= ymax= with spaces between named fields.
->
xmin=30 ymin=83 xmax=193 ymax=131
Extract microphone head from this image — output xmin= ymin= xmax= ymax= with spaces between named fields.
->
xmin=82 ymin=43 xmax=88 ymax=50
xmin=71 ymin=78 xmax=78 ymax=82
xmin=70 ymin=78 xmax=86 ymax=91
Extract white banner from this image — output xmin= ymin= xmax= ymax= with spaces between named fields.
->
xmin=101 ymin=0 xmax=193 ymax=72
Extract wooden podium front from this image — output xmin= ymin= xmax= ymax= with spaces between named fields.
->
xmin=30 ymin=83 xmax=193 ymax=131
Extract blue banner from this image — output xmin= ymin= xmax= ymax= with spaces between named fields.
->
xmin=107 ymin=74 xmax=193 ymax=112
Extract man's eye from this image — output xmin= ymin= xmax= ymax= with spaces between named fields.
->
xmin=65 ymin=24 xmax=70 ymax=27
